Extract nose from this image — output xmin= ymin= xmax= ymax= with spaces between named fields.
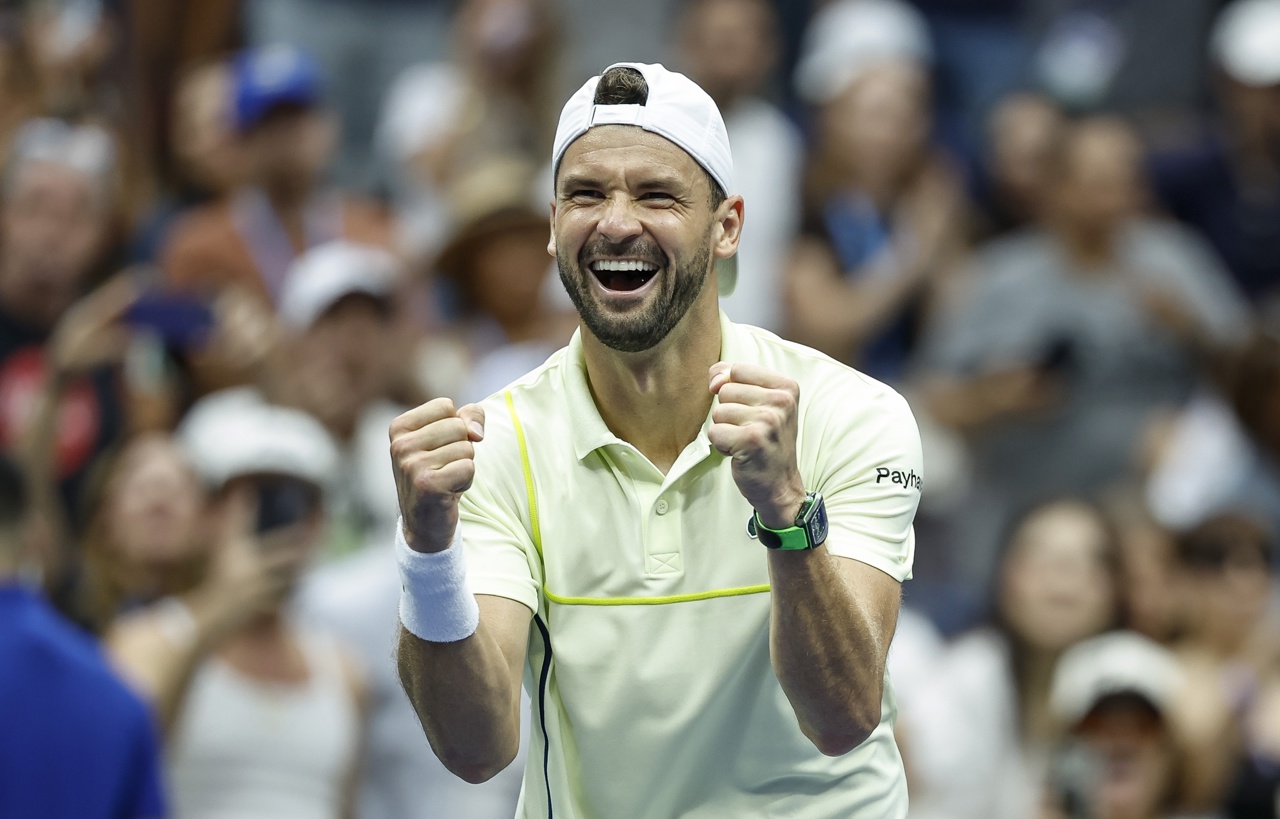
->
xmin=596 ymin=193 xmax=642 ymax=244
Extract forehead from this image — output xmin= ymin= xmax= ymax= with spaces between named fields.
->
xmin=556 ymin=125 xmax=705 ymax=188
xmin=6 ymin=161 xmax=97 ymax=206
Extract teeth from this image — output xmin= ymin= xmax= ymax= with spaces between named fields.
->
xmin=592 ymin=260 xmax=658 ymax=273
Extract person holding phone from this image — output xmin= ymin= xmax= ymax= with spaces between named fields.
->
xmin=391 ymin=63 xmax=923 ymax=817
xmin=108 ymin=397 xmax=367 ymax=819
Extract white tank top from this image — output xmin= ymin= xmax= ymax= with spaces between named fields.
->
xmin=167 ymin=631 xmax=360 ymax=819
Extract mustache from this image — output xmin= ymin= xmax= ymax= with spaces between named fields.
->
xmin=579 ymin=237 xmax=667 ymax=268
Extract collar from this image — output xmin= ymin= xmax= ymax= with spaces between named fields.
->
xmin=563 ymin=310 xmax=742 ymax=463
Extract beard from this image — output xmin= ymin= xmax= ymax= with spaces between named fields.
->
xmin=556 ymin=228 xmax=714 ymax=354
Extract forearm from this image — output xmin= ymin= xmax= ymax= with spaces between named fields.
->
xmin=787 ymin=265 xmax=926 ymax=361
xmin=768 ymin=548 xmax=894 ymax=756
xmin=397 ymin=618 xmax=523 ymax=783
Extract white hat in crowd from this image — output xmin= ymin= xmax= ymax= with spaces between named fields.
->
xmin=552 ymin=61 xmax=740 ymax=296
xmin=278 ymin=240 xmax=401 ymax=330
xmin=794 ymin=0 xmax=933 ymax=105
xmin=1211 ymin=0 xmax=1280 ymax=87
xmin=1050 ymin=631 xmax=1185 ymax=728
xmin=178 ymin=388 xmax=340 ymax=491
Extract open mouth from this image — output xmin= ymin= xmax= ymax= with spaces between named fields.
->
xmin=590 ymin=259 xmax=660 ymax=292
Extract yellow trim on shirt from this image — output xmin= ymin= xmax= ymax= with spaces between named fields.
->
xmin=505 ymin=389 xmax=772 ymax=608
xmin=544 ymin=584 xmax=771 ymax=607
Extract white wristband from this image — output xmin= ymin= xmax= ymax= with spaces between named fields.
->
xmin=396 ymin=518 xmax=480 ymax=642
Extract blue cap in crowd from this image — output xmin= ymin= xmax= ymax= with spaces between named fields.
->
xmin=232 ymin=44 xmax=323 ymax=132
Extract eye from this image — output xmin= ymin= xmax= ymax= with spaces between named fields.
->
xmin=568 ymin=189 xmax=604 ymax=201
xmin=639 ymin=191 xmax=676 ymax=204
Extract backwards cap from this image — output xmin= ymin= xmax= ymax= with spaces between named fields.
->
xmin=551 ymin=62 xmax=739 ymax=295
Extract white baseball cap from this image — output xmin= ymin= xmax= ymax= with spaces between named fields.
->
xmin=178 ymin=388 xmax=340 ymax=491
xmin=1211 ymin=0 xmax=1280 ymax=87
xmin=794 ymin=0 xmax=933 ymax=104
xmin=551 ymin=62 xmax=739 ymax=296
xmin=279 ymin=240 xmax=400 ymax=330
xmin=1050 ymin=631 xmax=1185 ymax=727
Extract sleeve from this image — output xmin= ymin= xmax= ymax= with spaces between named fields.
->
xmin=457 ymin=393 xmax=543 ymax=614
xmin=802 ymin=378 xmax=922 ymax=582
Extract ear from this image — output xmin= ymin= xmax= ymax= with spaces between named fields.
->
xmin=547 ymin=201 xmax=557 ymax=257
xmin=712 ymin=194 xmax=744 ymax=262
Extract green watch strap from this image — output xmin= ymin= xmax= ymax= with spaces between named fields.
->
xmin=752 ymin=512 xmax=813 ymax=550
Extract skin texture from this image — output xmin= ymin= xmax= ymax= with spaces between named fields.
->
xmin=392 ymin=124 xmax=903 ymax=782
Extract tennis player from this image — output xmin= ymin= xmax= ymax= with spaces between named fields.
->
xmin=391 ymin=62 xmax=923 ymax=818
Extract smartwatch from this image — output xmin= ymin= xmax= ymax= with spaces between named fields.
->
xmin=747 ymin=492 xmax=828 ymax=551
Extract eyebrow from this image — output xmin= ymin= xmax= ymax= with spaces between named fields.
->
xmin=557 ymin=173 xmax=691 ymax=195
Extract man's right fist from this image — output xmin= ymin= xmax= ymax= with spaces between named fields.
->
xmin=389 ymin=398 xmax=486 ymax=553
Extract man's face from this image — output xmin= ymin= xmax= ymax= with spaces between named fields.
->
xmin=681 ymin=0 xmax=775 ymax=106
xmin=551 ymin=125 xmax=740 ymax=354
xmin=241 ymin=105 xmax=334 ymax=193
xmin=0 ymin=162 xmax=108 ymax=328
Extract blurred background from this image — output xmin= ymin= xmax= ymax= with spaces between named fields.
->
xmin=0 ymin=0 xmax=1279 ymax=817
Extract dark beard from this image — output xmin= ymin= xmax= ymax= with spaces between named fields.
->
xmin=556 ymin=229 xmax=713 ymax=354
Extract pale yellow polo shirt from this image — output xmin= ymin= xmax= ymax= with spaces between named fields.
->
xmin=459 ymin=312 xmax=922 ymax=819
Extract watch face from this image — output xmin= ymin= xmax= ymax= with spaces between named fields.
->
xmin=806 ymin=495 xmax=829 ymax=546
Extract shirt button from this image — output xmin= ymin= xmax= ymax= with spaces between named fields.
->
xmin=655 ymin=499 xmax=670 ymax=515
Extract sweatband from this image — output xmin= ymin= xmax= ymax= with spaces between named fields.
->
xmin=396 ymin=518 xmax=480 ymax=642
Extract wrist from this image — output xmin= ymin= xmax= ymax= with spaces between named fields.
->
xmin=402 ymin=519 xmax=453 ymax=554
xmin=753 ymin=483 xmax=807 ymax=531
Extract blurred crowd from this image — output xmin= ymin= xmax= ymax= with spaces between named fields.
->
xmin=0 ymin=0 xmax=1278 ymax=817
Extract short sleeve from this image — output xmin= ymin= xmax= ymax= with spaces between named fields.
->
xmin=802 ymin=379 xmax=922 ymax=582
xmin=457 ymin=393 xmax=543 ymax=614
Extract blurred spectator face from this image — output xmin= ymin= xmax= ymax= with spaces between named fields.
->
xmin=105 ymin=435 xmax=207 ymax=569
xmin=1119 ymin=522 xmax=1180 ymax=643
xmin=1000 ymin=502 xmax=1117 ymax=652
xmin=290 ymin=293 xmax=396 ymax=436
xmin=1072 ymin=696 xmax=1177 ymax=819
xmin=467 ymin=226 xmax=550 ymax=329
xmin=986 ymin=93 xmax=1064 ymax=223
xmin=240 ymin=105 xmax=336 ymax=197
xmin=1047 ymin=120 xmax=1145 ymax=239
xmin=0 ymin=159 xmax=109 ymax=329
xmin=680 ymin=0 xmax=777 ymax=108
xmin=1176 ymin=514 xmax=1273 ymax=655
xmin=456 ymin=0 xmax=549 ymax=83
xmin=173 ymin=62 xmax=243 ymax=194
xmin=820 ymin=61 xmax=929 ymax=191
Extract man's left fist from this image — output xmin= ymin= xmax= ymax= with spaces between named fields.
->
xmin=707 ymin=362 xmax=806 ymax=530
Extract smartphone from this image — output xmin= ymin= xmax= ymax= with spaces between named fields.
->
xmin=254 ymin=479 xmax=319 ymax=535
xmin=124 ymin=294 xmax=215 ymax=348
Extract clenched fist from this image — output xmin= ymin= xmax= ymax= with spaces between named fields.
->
xmin=707 ymin=362 xmax=806 ymax=530
xmin=390 ymin=398 xmax=486 ymax=553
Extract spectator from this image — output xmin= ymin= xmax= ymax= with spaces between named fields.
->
xmin=675 ymin=0 xmax=803 ymax=333
xmin=269 ymin=240 xmax=409 ymax=555
xmin=161 ymin=45 xmax=391 ymax=313
xmin=786 ymin=0 xmax=967 ymax=383
xmin=906 ymin=498 xmax=1121 ymax=819
xmin=245 ymin=0 xmax=456 ymax=191
xmin=0 ymin=461 xmax=167 ymax=819
xmin=79 ymin=433 xmax=210 ymax=634
xmin=375 ymin=0 xmax=562 ymax=267
xmin=973 ymin=92 xmax=1066 ymax=239
xmin=422 ymin=157 xmax=573 ymax=403
xmin=1172 ymin=513 xmax=1278 ymax=815
xmin=1045 ymin=631 xmax=1193 ymax=819
xmin=0 ymin=119 xmax=126 ymax=529
xmin=1150 ymin=0 xmax=1280 ymax=307
xmin=108 ymin=397 xmax=366 ymax=819
xmin=920 ymin=117 xmax=1250 ymax=587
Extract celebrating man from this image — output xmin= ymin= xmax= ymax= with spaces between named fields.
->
xmin=391 ymin=62 xmax=923 ymax=817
